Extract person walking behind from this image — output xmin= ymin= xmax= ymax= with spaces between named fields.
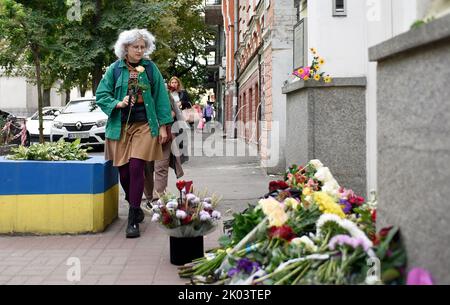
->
xmin=142 ymin=91 xmax=186 ymax=210
xmin=192 ymin=104 xmax=203 ymax=132
xmin=202 ymin=98 xmax=215 ymax=132
xmin=168 ymin=77 xmax=191 ymax=110
xmin=168 ymin=77 xmax=194 ymax=128
xmin=96 ymin=29 xmax=173 ymax=238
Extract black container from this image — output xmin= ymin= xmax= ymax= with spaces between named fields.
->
xmin=169 ymin=236 xmax=204 ymax=265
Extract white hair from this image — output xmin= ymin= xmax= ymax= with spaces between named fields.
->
xmin=114 ymin=29 xmax=156 ymax=59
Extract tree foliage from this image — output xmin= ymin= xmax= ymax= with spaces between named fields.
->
xmin=0 ymin=0 xmax=213 ymax=137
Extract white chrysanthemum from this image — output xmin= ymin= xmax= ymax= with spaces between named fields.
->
xmin=151 ymin=214 xmax=160 ymax=222
xmin=309 ymin=159 xmax=324 ymax=170
xmin=314 ymin=167 xmax=334 ymax=183
xmin=211 ymin=210 xmax=221 ymax=219
xmin=203 ymin=202 xmax=212 ymax=209
xmin=203 ymin=197 xmax=212 ymax=203
xmin=199 ymin=210 xmax=211 ymax=221
xmin=291 ymin=236 xmax=318 ymax=252
xmin=322 ymin=179 xmax=340 ymax=196
xmin=166 ymin=201 xmax=178 ymax=209
xmin=176 ymin=210 xmax=187 ymax=219
xmin=186 ymin=193 xmax=196 ymax=202
xmin=151 ymin=206 xmax=160 ymax=213
xmin=316 ymin=214 xmax=373 ymax=249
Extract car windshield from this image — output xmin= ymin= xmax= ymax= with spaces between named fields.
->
xmin=63 ymin=100 xmax=101 ymax=114
xmin=31 ymin=108 xmax=61 ymax=120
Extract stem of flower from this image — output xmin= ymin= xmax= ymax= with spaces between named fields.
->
xmin=291 ymin=262 xmax=311 ymax=285
xmin=274 ymin=265 xmax=302 ymax=285
xmin=253 ymin=262 xmax=300 ymax=284
xmin=123 ymin=93 xmax=135 ymax=142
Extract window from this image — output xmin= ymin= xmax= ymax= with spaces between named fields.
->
xmin=333 ymin=0 xmax=347 ymax=17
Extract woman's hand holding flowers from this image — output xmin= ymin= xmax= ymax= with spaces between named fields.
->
xmin=116 ymin=95 xmax=135 ymax=109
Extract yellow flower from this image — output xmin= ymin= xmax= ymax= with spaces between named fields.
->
xmin=314 ymin=74 xmax=321 ymax=81
xmin=313 ymin=192 xmax=345 ymax=218
xmin=324 ymin=76 xmax=332 ymax=83
xmin=313 ymin=65 xmax=320 ymax=71
xmin=319 ymin=58 xmax=325 ymax=65
xmin=135 ymin=66 xmax=145 ymax=73
xmin=269 ymin=209 xmax=288 ymax=227
xmin=303 ymin=187 xmax=312 ymax=196
xmin=303 ymin=75 xmax=310 ymax=81
xmin=298 ymin=68 xmax=305 ymax=75
xmin=310 ymin=48 xmax=317 ymax=54
xmin=259 ymin=198 xmax=288 ymax=227
xmin=259 ymin=198 xmax=280 ymax=215
xmin=285 ymin=198 xmax=300 ymax=210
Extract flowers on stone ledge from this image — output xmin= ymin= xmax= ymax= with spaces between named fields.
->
xmin=293 ymin=48 xmax=332 ymax=83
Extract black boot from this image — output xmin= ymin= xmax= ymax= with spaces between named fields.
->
xmin=126 ymin=207 xmax=140 ymax=238
xmin=136 ymin=207 xmax=145 ymax=223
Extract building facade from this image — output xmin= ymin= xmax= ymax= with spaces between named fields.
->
xmin=223 ymin=0 xmax=297 ymax=173
xmin=0 ymin=77 xmax=66 ymax=117
xmin=205 ymin=0 xmax=226 ymax=125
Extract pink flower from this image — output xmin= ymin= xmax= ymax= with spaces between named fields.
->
xmin=407 ymin=268 xmax=433 ymax=285
xmin=301 ymin=67 xmax=311 ymax=79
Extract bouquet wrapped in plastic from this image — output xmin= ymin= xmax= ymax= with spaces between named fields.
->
xmin=149 ymin=180 xmax=222 ymax=238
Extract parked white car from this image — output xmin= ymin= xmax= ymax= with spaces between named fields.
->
xmin=50 ymin=97 xmax=107 ymax=147
xmin=27 ymin=107 xmax=63 ymax=143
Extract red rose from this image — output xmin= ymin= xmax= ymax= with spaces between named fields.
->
xmin=184 ymin=181 xmax=193 ymax=193
xmin=269 ymin=180 xmax=289 ymax=192
xmin=372 ymin=234 xmax=381 ymax=246
xmin=176 ymin=180 xmax=186 ymax=191
xmin=371 ymin=209 xmax=377 ymax=222
xmin=278 ymin=181 xmax=289 ymax=189
xmin=379 ymin=226 xmax=393 ymax=238
xmin=182 ymin=215 xmax=192 ymax=225
xmin=349 ymin=195 xmax=365 ymax=206
xmin=268 ymin=225 xmax=296 ymax=241
xmin=269 ymin=181 xmax=279 ymax=192
xmin=162 ymin=213 xmax=172 ymax=225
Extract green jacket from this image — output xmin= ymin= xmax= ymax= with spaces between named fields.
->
xmin=95 ymin=58 xmax=173 ymax=140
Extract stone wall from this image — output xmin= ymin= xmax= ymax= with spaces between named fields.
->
xmin=370 ymin=14 xmax=450 ymax=284
xmin=282 ymin=77 xmax=367 ymax=197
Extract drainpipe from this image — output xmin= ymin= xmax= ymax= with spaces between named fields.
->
xmin=233 ymin=0 xmax=239 ymax=138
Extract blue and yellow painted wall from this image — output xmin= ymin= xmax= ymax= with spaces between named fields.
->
xmin=0 ymin=156 xmax=118 ymax=234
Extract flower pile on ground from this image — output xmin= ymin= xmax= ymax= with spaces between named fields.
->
xmin=293 ymin=48 xmax=332 ymax=83
xmin=149 ymin=180 xmax=222 ymax=238
xmin=178 ymin=160 xmax=407 ymax=285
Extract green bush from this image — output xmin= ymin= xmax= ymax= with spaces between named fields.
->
xmin=6 ymin=139 xmax=92 ymax=161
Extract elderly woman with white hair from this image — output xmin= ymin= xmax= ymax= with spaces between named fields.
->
xmin=96 ymin=29 xmax=173 ymax=238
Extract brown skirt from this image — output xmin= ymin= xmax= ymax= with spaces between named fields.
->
xmin=104 ymin=122 xmax=163 ymax=167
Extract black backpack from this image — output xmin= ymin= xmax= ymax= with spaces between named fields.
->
xmin=112 ymin=59 xmax=154 ymax=89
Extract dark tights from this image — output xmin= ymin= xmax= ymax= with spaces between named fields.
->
xmin=118 ymin=158 xmax=146 ymax=208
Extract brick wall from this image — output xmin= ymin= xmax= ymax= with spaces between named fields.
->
xmin=238 ymin=70 xmax=259 ymax=141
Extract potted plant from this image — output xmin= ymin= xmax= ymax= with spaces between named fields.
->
xmin=0 ymin=139 xmax=118 ymax=234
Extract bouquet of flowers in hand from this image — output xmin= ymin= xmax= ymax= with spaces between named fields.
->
xmin=149 ymin=180 xmax=222 ymax=238
xmin=293 ymin=48 xmax=332 ymax=83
